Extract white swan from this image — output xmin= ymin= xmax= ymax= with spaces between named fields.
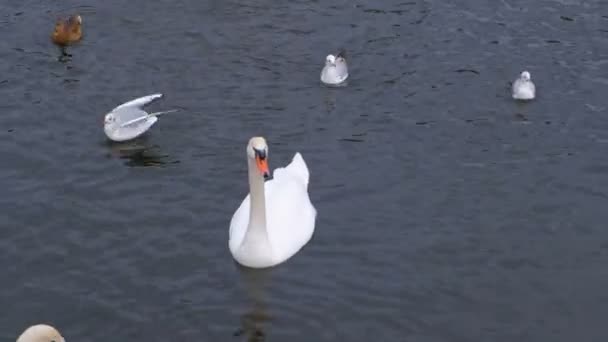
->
xmin=512 ymin=71 xmax=536 ymax=100
xmin=229 ymin=137 xmax=317 ymax=268
xmin=16 ymin=325 xmax=64 ymax=342
xmin=320 ymin=50 xmax=349 ymax=85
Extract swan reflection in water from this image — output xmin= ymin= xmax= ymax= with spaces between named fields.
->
xmin=105 ymin=135 xmax=178 ymax=167
xmin=234 ymin=264 xmax=273 ymax=342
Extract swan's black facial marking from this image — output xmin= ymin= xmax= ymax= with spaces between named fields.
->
xmin=254 ymin=148 xmax=266 ymax=160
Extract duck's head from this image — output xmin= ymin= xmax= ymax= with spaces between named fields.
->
xmin=16 ymin=325 xmax=64 ymax=342
xmin=68 ymin=15 xmax=82 ymax=26
xmin=325 ymin=54 xmax=336 ymax=66
xmin=247 ymin=137 xmax=270 ymax=179
xmin=520 ymin=71 xmax=531 ymax=81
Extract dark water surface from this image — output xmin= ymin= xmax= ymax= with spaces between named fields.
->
xmin=1 ymin=0 xmax=608 ymax=341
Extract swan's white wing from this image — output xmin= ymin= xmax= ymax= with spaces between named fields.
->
xmin=113 ymin=93 xmax=163 ymax=111
xmin=265 ymin=153 xmax=316 ymax=261
xmin=273 ymin=152 xmax=309 ymax=187
xmin=265 ymin=172 xmax=316 ymax=262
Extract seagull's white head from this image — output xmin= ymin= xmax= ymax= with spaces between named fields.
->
xmin=520 ymin=71 xmax=531 ymax=81
xmin=325 ymin=54 xmax=336 ymax=66
xmin=104 ymin=113 xmax=116 ymax=126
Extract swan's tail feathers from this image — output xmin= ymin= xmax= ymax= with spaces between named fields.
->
xmin=149 ymin=109 xmax=179 ymax=117
xmin=287 ymin=152 xmax=310 ymax=186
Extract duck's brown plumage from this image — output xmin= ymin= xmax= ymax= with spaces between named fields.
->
xmin=52 ymin=15 xmax=82 ymax=46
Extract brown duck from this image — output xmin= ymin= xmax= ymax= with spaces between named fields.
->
xmin=52 ymin=15 xmax=82 ymax=46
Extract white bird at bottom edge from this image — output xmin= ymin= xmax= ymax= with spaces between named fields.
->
xmin=16 ymin=324 xmax=65 ymax=342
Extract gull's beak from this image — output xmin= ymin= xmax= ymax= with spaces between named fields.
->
xmin=254 ymin=150 xmax=270 ymax=179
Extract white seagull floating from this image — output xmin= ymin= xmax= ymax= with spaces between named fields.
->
xmin=320 ymin=50 xmax=349 ymax=86
xmin=229 ymin=137 xmax=317 ymax=268
xmin=512 ymin=71 xmax=536 ymax=100
xmin=103 ymin=93 xmax=177 ymax=142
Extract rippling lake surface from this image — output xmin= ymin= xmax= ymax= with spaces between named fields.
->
xmin=1 ymin=0 xmax=608 ymax=341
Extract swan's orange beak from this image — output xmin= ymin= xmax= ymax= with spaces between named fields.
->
xmin=256 ymin=156 xmax=270 ymax=179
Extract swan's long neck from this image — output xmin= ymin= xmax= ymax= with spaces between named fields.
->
xmin=246 ymin=157 xmax=268 ymax=239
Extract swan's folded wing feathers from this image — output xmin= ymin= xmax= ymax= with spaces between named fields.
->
xmin=281 ymin=152 xmax=310 ymax=187
xmin=265 ymin=176 xmax=316 ymax=261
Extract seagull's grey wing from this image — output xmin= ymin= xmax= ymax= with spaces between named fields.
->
xmin=120 ymin=115 xmax=149 ymax=128
xmin=113 ymin=93 xmax=163 ymax=112
xmin=112 ymin=107 xmax=148 ymax=125
xmin=335 ymin=61 xmax=348 ymax=78
xmin=112 ymin=116 xmax=158 ymax=141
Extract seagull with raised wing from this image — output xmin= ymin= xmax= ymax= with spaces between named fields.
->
xmin=103 ymin=93 xmax=177 ymax=142
xmin=320 ymin=50 xmax=349 ymax=86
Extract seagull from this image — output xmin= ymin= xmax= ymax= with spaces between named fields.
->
xmin=320 ymin=50 xmax=349 ymax=85
xmin=512 ymin=71 xmax=536 ymax=100
xmin=103 ymin=93 xmax=177 ymax=142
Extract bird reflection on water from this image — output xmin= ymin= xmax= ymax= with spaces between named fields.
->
xmin=324 ymin=89 xmax=337 ymax=114
xmin=105 ymin=135 xmax=178 ymax=167
xmin=233 ymin=264 xmax=273 ymax=342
